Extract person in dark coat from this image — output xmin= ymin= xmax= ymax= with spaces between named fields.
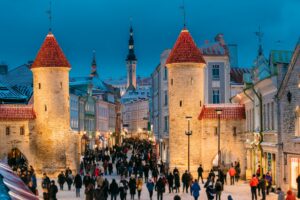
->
xmin=94 ymin=185 xmax=105 ymax=200
xmin=74 ymin=173 xmax=82 ymax=198
xmin=182 ymin=170 xmax=189 ymax=193
xmin=197 ymin=165 xmax=204 ymax=184
xmin=66 ymin=173 xmax=73 ymax=191
xmin=83 ymin=173 xmax=91 ymax=187
xmin=128 ymin=176 xmax=137 ymax=200
xmin=174 ymin=171 xmax=180 ymax=193
xmin=259 ymin=175 xmax=266 ymax=200
xmin=57 ymin=171 xmax=65 ymax=190
xmin=215 ymin=179 xmax=223 ymax=200
xmin=85 ymin=182 xmax=94 ymax=200
xmin=205 ymin=182 xmax=215 ymax=200
xmin=42 ymin=173 xmax=51 ymax=200
xmin=297 ymin=175 xmax=300 ymax=198
xmin=109 ymin=179 xmax=119 ymax=200
xmin=155 ymin=177 xmax=165 ymax=200
xmin=119 ymin=179 xmax=129 ymax=200
xmin=167 ymin=172 xmax=174 ymax=193
xmin=108 ymin=162 xmax=113 ymax=175
xmin=102 ymin=178 xmax=109 ymax=200
xmin=49 ymin=180 xmax=58 ymax=200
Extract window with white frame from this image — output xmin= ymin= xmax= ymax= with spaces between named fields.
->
xmin=212 ymin=90 xmax=220 ymax=104
xmin=212 ymin=65 xmax=220 ymax=80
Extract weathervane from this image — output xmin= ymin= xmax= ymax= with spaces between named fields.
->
xmin=180 ymin=0 xmax=186 ymax=28
xmin=46 ymin=0 xmax=52 ymax=32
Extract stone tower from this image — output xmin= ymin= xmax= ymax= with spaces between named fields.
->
xmin=166 ymin=28 xmax=206 ymax=175
xmin=126 ymin=25 xmax=137 ymax=90
xmin=31 ymin=32 xmax=74 ymax=174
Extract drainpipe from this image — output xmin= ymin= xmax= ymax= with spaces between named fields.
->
xmin=251 ymin=87 xmax=264 ymax=178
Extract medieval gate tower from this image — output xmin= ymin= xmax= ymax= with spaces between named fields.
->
xmin=166 ymin=28 xmax=206 ymax=175
xmin=31 ymin=32 xmax=77 ymax=174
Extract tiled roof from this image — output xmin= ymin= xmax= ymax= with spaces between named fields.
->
xmin=200 ymin=42 xmax=226 ymax=56
xmin=31 ymin=32 xmax=70 ymax=68
xmin=166 ymin=29 xmax=206 ymax=64
xmin=198 ymin=104 xmax=245 ymax=120
xmin=230 ymin=67 xmax=251 ymax=84
xmin=0 ymin=105 xmax=35 ymax=120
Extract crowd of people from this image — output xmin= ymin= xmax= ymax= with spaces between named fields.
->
xmin=6 ymin=138 xmax=300 ymax=200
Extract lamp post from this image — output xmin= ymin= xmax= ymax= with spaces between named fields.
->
xmin=185 ymin=116 xmax=192 ymax=172
xmin=215 ymin=109 xmax=222 ymax=168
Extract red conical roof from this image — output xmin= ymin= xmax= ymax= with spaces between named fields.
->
xmin=31 ymin=32 xmax=70 ymax=68
xmin=166 ymin=29 xmax=206 ymax=64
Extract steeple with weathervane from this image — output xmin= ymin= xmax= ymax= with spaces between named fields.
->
xmin=126 ymin=24 xmax=137 ymax=91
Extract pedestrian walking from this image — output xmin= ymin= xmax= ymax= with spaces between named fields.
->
xmin=228 ymin=164 xmax=236 ymax=185
xmin=191 ymin=179 xmax=201 ymax=200
xmin=85 ymin=182 xmax=94 ymax=200
xmin=205 ymin=181 xmax=215 ymax=200
xmin=48 ymin=180 xmax=58 ymax=200
xmin=66 ymin=173 xmax=73 ymax=191
xmin=259 ymin=174 xmax=266 ymax=200
xmin=249 ymin=174 xmax=258 ymax=200
xmin=57 ymin=171 xmax=65 ymax=191
xmin=167 ymin=172 xmax=174 ymax=193
xmin=277 ymin=187 xmax=284 ymax=200
xmin=94 ymin=185 xmax=104 ymax=200
xmin=109 ymin=179 xmax=119 ymax=200
xmin=155 ymin=176 xmax=165 ymax=200
xmin=286 ymin=189 xmax=296 ymax=200
xmin=197 ymin=164 xmax=204 ymax=184
xmin=265 ymin=172 xmax=272 ymax=195
xmin=119 ymin=178 xmax=129 ymax=200
xmin=129 ymin=175 xmax=137 ymax=200
xmin=182 ymin=170 xmax=189 ymax=193
xmin=215 ymin=178 xmax=223 ymax=200
xmin=297 ymin=175 xmax=300 ymax=198
xmin=174 ymin=171 xmax=180 ymax=193
xmin=137 ymin=176 xmax=143 ymax=200
xmin=234 ymin=161 xmax=241 ymax=183
xmin=74 ymin=173 xmax=82 ymax=198
xmin=42 ymin=173 xmax=51 ymax=200
xmin=146 ymin=179 xmax=155 ymax=200
xmin=227 ymin=195 xmax=233 ymax=200
xmin=174 ymin=195 xmax=181 ymax=200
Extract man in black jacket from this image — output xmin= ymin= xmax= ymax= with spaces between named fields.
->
xmin=155 ymin=177 xmax=165 ymax=200
xmin=197 ymin=165 xmax=204 ymax=184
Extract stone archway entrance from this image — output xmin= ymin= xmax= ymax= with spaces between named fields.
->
xmin=7 ymin=148 xmax=28 ymax=170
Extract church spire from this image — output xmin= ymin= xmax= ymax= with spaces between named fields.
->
xmin=90 ymin=50 xmax=98 ymax=78
xmin=126 ymin=25 xmax=137 ymax=61
xmin=255 ymin=26 xmax=264 ymax=56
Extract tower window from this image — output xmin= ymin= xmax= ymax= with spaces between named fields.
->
xmin=200 ymin=101 xmax=202 ymax=107
xmin=45 ymin=105 xmax=47 ymax=112
xmin=212 ymin=65 xmax=220 ymax=80
xmin=171 ymin=79 xmax=173 ymax=86
xmin=191 ymin=77 xmax=194 ymax=85
xmin=38 ymin=83 xmax=41 ymax=89
xmin=179 ymin=100 xmax=182 ymax=107
xmin=213 ymin=90 xmax=220 ymax=104
xmin=233 ymin=127 xmax=237 ymax=136
xmin=214 ymin=127 xmax=218 ymax=135
xmin=6 ymin=126 xmax=10 ymax=136
xmin=20 ymin=126 xmax=25 ymax=135
xmin=60 ymin=82 xmax=62 ymax=89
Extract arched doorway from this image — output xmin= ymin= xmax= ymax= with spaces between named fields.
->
xmin=7 ymin=148 xmax=28 ymax=170
xmin=81 ymin=135 xmax=89 ymax=155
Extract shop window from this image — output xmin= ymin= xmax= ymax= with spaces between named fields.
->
xmin=291 ymin=158 xmax=300 ymax=189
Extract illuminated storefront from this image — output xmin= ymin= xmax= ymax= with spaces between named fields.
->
xmin=290 ymin=157 xmax=300 ymax=190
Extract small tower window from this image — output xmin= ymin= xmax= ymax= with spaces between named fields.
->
xmin=38 ymin=83 xmax=41 ymax=89
xmin=20 ymin=126 xmax=25 ymax=135
xmin=200 ymin=101 xmax=202 ymax=107
xmin=191 ymin=77 xmax=194 ymax=85
xmin=45 ymin=105 xmax=47 ymax=112
xmin=5 ymin=126 xmax=10 ymax=136
xmin=233 ymin=127 xmax=237 ymax=136
xmin=60 ymin=82 xmax=62 ymax=89
xmin=171 ymin=79 xmax=173 ymax=86
xmin=179 ymin=100 xmax=182 ymax=107
xmin=214 ymin=127 xmax=218 ymax=136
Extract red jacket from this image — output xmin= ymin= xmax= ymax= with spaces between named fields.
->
xmin=286 ymin=190 xmax=296 ymax=200
xmin=228 ymin=167 xmax=236 ymax=177
xmin=249 ymin=177 xmax=258 ymax=187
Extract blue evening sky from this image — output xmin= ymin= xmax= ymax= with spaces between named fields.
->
xmin=0 ymin=0 xmax=299 ymax=79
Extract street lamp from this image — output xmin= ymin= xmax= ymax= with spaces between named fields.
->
xmin=185 ymin=116 xmax=192 ymax=172
xmin=215 ymin=109 xmax=222 ymax=168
